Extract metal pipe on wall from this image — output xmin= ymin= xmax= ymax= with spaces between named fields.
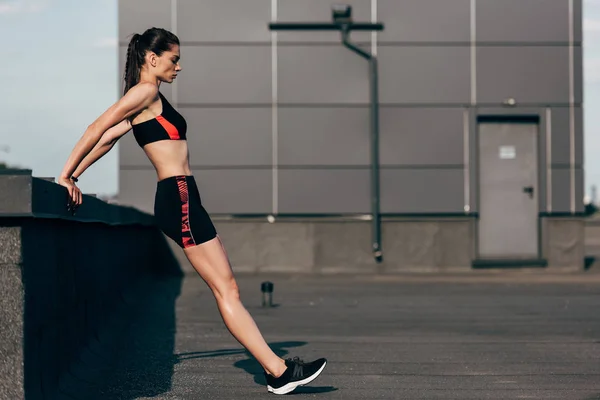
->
xmin=268 ymin=8 xmax=384 ymax=262
xmin=340 ymin=25 xmax=382 ymax=263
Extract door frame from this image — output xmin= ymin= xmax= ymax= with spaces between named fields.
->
xmin=473 ymin=114 xmax=544 ymax=265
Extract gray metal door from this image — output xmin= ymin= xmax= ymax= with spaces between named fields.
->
xmin=478 ymin=121 xmax=539 ymax=259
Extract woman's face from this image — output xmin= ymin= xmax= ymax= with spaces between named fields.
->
xmin=155 ymin=45 xmax=182 ymax=83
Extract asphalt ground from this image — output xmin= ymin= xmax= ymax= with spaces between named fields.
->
xmin=67 ymin=271 xmax=600 ymax=400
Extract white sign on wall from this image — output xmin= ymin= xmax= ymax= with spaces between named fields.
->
xmin=499 ymin=145 xmax=516 ymax=159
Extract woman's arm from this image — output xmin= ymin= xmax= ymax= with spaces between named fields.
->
xmin=70 ymin=119 xmax=132 ymax=180
xmin=58 ymin=82 xmax=157 ymax=207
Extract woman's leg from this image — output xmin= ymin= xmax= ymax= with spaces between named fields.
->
xmin=183 ymin=234 xmax=287 ymax=378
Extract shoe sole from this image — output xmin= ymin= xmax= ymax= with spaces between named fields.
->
xmin=267 ymin=361 xmax=327 ymax=395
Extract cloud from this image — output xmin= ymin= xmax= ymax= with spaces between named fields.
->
xmin=585 ymin=0 xmax=600 ymax=11
xmin=584 ymin=18 xmax=600 ymax=33
xmin=93 ymin=37 xmax=118 ymax=48
xmin=0 ymin=0 xmax=48 ymax=14
xmin=585 ymin=58 xmax=600 ymax=84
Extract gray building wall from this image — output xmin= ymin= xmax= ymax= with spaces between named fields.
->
xmin=117 ymin=0 xmax=584 ymax=216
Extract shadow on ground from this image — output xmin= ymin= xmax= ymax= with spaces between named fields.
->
xmin=60 ymin=274 xmax=184 ymax=400
xmin=176 ymin=340 xmax=305 ymax=383
xmin=65 ymin=282 xmax=335 ymax=399
xmin=109 ymin=276 xmax=182 ymax=400
xmin=176 ymin=341 xmax=337 ymax=394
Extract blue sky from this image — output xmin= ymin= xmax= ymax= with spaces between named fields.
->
xmin=0 ymin=0 xmax=118 ymax=197
xmin=0 ymin=0 xmax=599 ymax=201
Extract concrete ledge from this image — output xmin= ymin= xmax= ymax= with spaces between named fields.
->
xmin=542 ymin=216 xmax=585 ymax=270
xmin=0 ymin=170 xmax=181 ymax=399
xmin=584 ymin=216 xmax=600 ymax=269
xmin=0 ymin=227 xmax=22 ymax=265
xmin=168 ymin=218 xmax=475 ymax=275
xmin=165 ymin=216 xmax=589 ymax=274
xmin=0 ymin=261 xmax=24 ymax=400
xmin=0 ymin=171 xmax=154 ymax=226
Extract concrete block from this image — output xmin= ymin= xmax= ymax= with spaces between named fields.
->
xmin=215 ymin=221 xmax=315 ymax=273
xmin=381 ymin=219 xmax=473 ymax=272
xmin=383 ymin=221 xmax=447 ymax=271
xmin=543 ymin=217 xmax=585 ymax=270
xmin=7 ymin=219 xmax=181 ymax=399
xmin=211 ymin=218 xmax=476 ymax=274
xmin=0 ymin=173 xmax=32 ymax=215
xmin=0 ymin=170 xmax=181 ymax=399
xmin=0 ymin=227 xmax=22 ymax=265
xmin=435 ymin=220 xmax=475 ymax=268
xmin=384 ymin=221 xmax=442 ymax=269
xmin=0 ymin=263 xmax=24 ymax=400
xmin=585 ymin=220 xmax=600 ymax=257
xmin=312 ymin=222 xmax=378 ymax=273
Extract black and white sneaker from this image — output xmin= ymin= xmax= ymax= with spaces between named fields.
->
xmin=265 ymin=356 xmax=327 ymax=395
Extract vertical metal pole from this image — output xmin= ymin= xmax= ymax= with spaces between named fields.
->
xmin=269 ymin=20 xmax=384 ymax=263
xmin=340 ymin=26 xmax=382 ymax=263
xmin=370 ymin=57 xmax=382 ymax=262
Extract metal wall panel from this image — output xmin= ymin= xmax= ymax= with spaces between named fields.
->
xmin=118 ymin=132 xmax=151 ymax=167
xmin=381 ymin=169 xmax=464 ymax=213
xmin=477 ymin=47 xmax=570 ymax=104
xmin=178 ymin=0 xmax=271 ymax=42
xmin=182 ymin=108 xmax=272 ymax=167
xmin=551 ymin=168 xmax=571 ymax=213
xmin=549 ymin=168 xmax=584 ymax=213
xmin=118 ymin=169 xmax=157 ymax=214
xmin=120 ymin=108 xmax=273 ymax=168
xmin=278 ymin=107 xmax=369 ymax=166
xmin=378 ymin=47 xmax=471 ymax=104
xmin=117 ymin=0 xmax=582 ymax=216
xmin=574 ymin=0 xmax=583 ymax=43
xmin=576 ymin=168 xmax=584 ymax=212
xmin=176 ymin=46 xmax=271 ymax=104
xmin=574 ymin=46 xmax=583 ymax=104
xmin=550 ymin=107 xmax=583 ymax=167
xmin=119 ymin=169 xmax=272 ymax=214
xmin=378 ymin=0 xmax=470 ymax=43
xmin=278 ymin=46 xmax=370 ymax=104
xmin=192 ymin=169 xmax=273 ymax=213
xmin=118 ymin=0 xmax=171 ymax=42
xmin=380 ymin=108 xmax=465 ymax=165
xmin=476 ymin=0 xmax=569 ymax=42
xmin=278 ymin=169 xmax=370 ymax=213
xmin=277 ymin=0 xmax=371 ymax=43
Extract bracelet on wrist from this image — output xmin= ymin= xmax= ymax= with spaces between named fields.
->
xmin=70 ymin=176 xmax=78 ymax=182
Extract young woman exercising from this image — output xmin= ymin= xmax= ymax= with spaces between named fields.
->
xmin=58 ymin=27 xmax=326 ymax=395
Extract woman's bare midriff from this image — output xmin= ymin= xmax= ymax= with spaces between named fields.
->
xmin=142 ymin=140 xmax=192 ymax=181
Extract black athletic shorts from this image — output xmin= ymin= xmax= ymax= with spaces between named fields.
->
xmin=154 ymin=175 xmax=217 ymax=248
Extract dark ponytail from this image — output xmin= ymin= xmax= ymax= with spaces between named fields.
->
xmin=123 ymin=33 xmax=142 ymax=95
xmin=123 ymin=27 xmax=180 ymax=95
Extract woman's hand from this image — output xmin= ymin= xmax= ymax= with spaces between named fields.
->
xmin=58 ymin=176 xmax=82 ymax=213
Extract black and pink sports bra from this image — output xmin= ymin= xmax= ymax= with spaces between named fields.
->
xmin=132 ymin=92 xmax=187 ymax=147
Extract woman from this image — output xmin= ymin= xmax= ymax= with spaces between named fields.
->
xmin=58 ymin=27 xmax=326 ymax=395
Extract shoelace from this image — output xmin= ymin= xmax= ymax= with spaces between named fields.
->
xmin=287 ymin=357 xmax=305 ymax=379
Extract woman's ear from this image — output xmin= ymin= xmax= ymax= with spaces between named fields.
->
xmin=147 ymin=51 xmax=158 ymax=68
